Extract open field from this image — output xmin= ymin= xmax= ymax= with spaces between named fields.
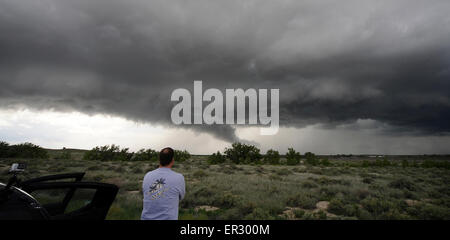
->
xmin=1 ymin=149 xmax=449 ymax=220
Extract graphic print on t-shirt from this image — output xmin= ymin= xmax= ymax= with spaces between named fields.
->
xmin=148 ymin=178 xmax=168 ymax=200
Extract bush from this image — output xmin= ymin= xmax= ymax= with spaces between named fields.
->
xmin=212 ymin=192 xmax=240 ymax=208
xmin=208 ymin=151 xmax=226 ymax=164
xmin=362 ymin=160 xmax=369 ymax=167
xmin=370 ymin=157 xmax=391 ymax=167
xmin=293 ymin=209 xmax=305 ymax=218
xmin=83 ymin=145 xmax=133 ymax=161
xmin=421 ymin=160 xmax=450 ymax=169
xmin=244 ymin=208 xmax=275 ymax=220
xmin=132 ymin=149 xmax=158 ymax=161
xmin=175 ymin=150 xmax=191 ymax=162
xmin=401 ymin=159 xmax=409 ymax=168
xmin=87 ymin=165 xmax=101 ymax=171
xmin=131 ymin=166 xmax=144 ymax=174
xmin=0 ymin=142 xmax=48 ymax=159
xmin=320 ymin=158 xmax=331 ymax=166
xmin=301 ymin=181 xmax=318 ymax=189
xmin=58 ymin=148 xmax=72 ymax=160
xmin=412 ymin=204 xmax=450 ymax=220
xmin=355 ymin=188 xmax=370 ymax=199
xmin=305 ymin=152 xmax=319 ymax=165
xmin=286 ymin=193 xmax=317 ymax=209
xmin=224 ymin=142 xmax=262 ymax=164
xmin=193 ymin=170 xmax=208 ymax=178
xmin=275 ymin=168 xmax=291 ymax=176
xmin=388 ymin=178 xmax=417 ymax=191
xmin=286 ymin=148 xmax=300 ymax=165
xmin=0 ymin=141 xmax=9 ymax=157
xmin=362 ymin=177 xmax=374 ymax=184
xmin=319 ymin=187 xmax=339 ymax=200
xmin=328 ymin=199 xmax=360 ymax=217
xmin=264 ymin=149 xmax=280 ymax=165
xmin=382 ymin=157 xmax=391 ymax=166
xmin=361 ymin=197 xmax=395 ymax=218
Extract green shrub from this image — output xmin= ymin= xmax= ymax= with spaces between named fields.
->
xmin=368 ymin=157 xmax=392 ymax=167
xmin=269 ymin=174 xmax=282 ymax=181
xmin=87 ymin=165 xmax=101 ymax=171
xmin=421 ymin=160 xmax=450 ymax=169
xmin=362 ymin=177 xmax=374 ymax=184
xmin=0 ymin=142 xmax=48 ymax=159
xmin=293 ymin=209 xmax=305 ymax=218
xmin=208 ymin=151 xmax=226 ymax=164
xmin=132 ymin=149 xmax=158 ymax=161
xmin=174 ymin=150 xmax=191 ymax=162
xmin=301 ymin=181 xmax=318 ymax=189
xmin=328 ymin=199 xmax=360 ymax=217
xmin=255 ymin=166 xmax=265 ymax=174
xmin=355 ymin=188 xmax=370 ymax=199
xmin=83 ymin=145 xmax=133 ymax=161
xmin=305 ymin=152 xmax=319 ymax=165
xmin=237 ymin=201 xmax=257 ymax=216
xmin=275 ymin=168 xmax=291 ymax=176
xmin=212 ymin=192 xmax=240 ymax=208
xmin=219 ymin=208 xmax=243 ymax=220
xmin=131 ymin=166 xmax=144 ymax=174
xmin=122 ymin=182 xmax=140 ymax=191
xmin=179 ymin=212 xmax=209 ymax=220
xmin=361 ymin=197 xmax=395 ymax=218
xmin=193 ymin=170 xmax=208 ymax=178
xmin=244 ymin=208 xmax=274 ymax=220
xmin=0 ymin=141 xmax=9 ymax=157
xmin=382 ymin=157 xmax=391 ymax=166
xmin=114 ymin=166 xmax=126 ymax=173
xmin=286 ymin=148 xmax=300 ymax=165
xmin=58 ymin=148 xmax=72 ymax=160
xmin=362 ymin=160 xmax=369 ymax=167
xmin=320 ymin=158 xmax=331 ymax=166
xmin=319 ymin=187 xmax=339 ymax=200
xmin=401 ymin=159 xmax=409 ymax=168
xmin=83 ymin=145 xmax=190 ymax=162
xmin=388 ymin=178 xmax=417 ymax=191
xmin=264 ymin=149 xmax=280 ymax=165
xmin=410 ymin=203 xmax=450 ymax=220
xmin=315 ymin=210 xmax=328 ymax=220
xmin=313 ymin=176 xmax=350 ymax=185
xmin=224 ymin=142 xmax=262 ymax=164
xmin=380 ymin=209 xmax=411 ymax=220
xmin=286 ymin=193 xmax=317 ymax=209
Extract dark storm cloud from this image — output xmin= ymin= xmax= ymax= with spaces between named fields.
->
xmin=0 ymin=0 xmax=449 ymax=141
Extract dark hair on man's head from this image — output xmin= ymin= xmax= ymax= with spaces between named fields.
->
xmin=159 ymin=147 xmax=174 ymax=166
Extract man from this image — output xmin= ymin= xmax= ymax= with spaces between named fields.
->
xmin=141 ymin=147 xmax=185 ymax=220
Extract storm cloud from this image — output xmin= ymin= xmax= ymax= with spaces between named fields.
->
xmin=0 ymin=0 xmax=449 ymax=142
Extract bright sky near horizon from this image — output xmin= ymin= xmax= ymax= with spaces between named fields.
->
xmin=1 ymin=109 xmax=449 ymax=155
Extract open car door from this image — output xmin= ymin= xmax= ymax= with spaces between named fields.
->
xmin=19 ymin=173 xmax=118 ymax=220
xmin=19 ymin=172 xmax=85 ymax=216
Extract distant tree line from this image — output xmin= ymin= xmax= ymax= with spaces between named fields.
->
xmin=208 ymin=142 xmax=330 ymax=166
xmin=2 ymin=140 xmax=448 ymax=169
xmin=0 ymin=141 xmax=49 ymax=159
xmin=82 ymin=144 xmax=191 ymax=162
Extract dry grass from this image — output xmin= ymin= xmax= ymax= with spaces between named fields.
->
xmin=1 ymin=152 xmax=449 ymax=220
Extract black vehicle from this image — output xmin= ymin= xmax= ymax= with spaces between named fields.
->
xmin=0 ymin=163 xmax=118 ymax=220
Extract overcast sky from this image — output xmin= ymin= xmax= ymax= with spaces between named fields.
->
xmin=0 ymin=0 xmax=449 ymax=154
